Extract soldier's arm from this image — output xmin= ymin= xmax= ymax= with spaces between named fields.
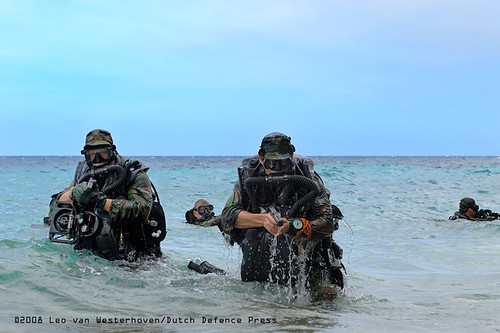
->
xmin=306 ymin=175 xmax=335 ymax=242
xmin=222 ymin=182 xmax=289 ymax=235
xmin=221 ymin=182 xmax=243 ymax=234
xmin=109 ymin=171 xmax=153 ymax=227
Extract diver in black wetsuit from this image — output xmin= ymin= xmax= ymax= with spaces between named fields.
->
xmin=449 ymin=197 xmax=500 ymax=221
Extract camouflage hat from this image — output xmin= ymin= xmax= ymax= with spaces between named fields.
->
xmin=258 ymin=132 xmax=295 ymax=159
xmin=83 ymin=129 xmax=114 ymax=149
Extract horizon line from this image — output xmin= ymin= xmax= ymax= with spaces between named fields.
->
xmin=1 ymin=155 xmax=499 ymax=158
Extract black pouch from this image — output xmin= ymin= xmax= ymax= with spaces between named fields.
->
xmin=143 ymin=183 xmax=167 ymax=247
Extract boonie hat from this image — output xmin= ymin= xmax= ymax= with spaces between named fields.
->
xmin=258 ymin=132 xmax=295 ymax=159
xmin=83 ymin=129 xmax=115 ymax=150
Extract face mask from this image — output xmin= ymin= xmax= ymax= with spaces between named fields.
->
xmin=263 ymin=158 xmax=295 ymax=173
xmin=196 ymin=204 xmax=214 ymax=221
xmin=84 ymin=147 xmax=114 ymax=166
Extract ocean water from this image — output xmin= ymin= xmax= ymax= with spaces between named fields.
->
xmin=1 ymin=156 xmax=500 ymax=333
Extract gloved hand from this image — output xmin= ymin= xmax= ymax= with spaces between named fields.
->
xmin=72 ymin=182 xmax=107 ymax=209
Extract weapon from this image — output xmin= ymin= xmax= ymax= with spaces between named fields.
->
xmin=268 ymin=205 xmax=283 ymax=227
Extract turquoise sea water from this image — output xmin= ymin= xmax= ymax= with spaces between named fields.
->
xmin=1 ymin=156 xmax=499 ymax=333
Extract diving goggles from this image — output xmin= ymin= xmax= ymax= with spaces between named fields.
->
xmin=263 ymin=158 xmax=294 ymax=172
xmin=196 ymin=204 xmax=214 ymax=214
xmin=82 ymin=147 xmax=113 ymax=164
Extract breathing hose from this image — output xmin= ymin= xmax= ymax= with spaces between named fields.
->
xmin=77 ymin=161 xmax=139 ymax=195
xmin=243 ymin=174 xmax=319 ymax=218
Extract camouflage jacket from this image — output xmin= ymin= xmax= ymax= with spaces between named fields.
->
xmin=187 ymin=215 xmax=222 ymax=228
xmin=49 ymin=155 xmax=153 ymax=228
xmin=221 ymin=155 xmax=335 ymax=244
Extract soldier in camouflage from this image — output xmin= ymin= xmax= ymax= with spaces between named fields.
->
xmin=221 ymin=132 xmax=345 ymax=298
xmin=49 ymin=129 xmax=161 ymax=260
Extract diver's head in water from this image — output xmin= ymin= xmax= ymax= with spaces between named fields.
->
xmin=81 ymin=129 xmax=117 ymax=168
xmin=258 ymin=132 xmax=296 ymax=175
xmin=193 ymin=199 xmax=215 ymax=222
xmin=459 ymin=197 xmax=479 ymax=218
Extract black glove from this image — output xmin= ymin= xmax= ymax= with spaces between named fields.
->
xmin=72 ymin=182 xmax=107 ymax=209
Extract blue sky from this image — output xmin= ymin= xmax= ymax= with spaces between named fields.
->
xmin=1 ymin=0 xmax=499 ymax=156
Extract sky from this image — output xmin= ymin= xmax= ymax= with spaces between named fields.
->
xmin=0 ymin=0 xmax=499 ymax=156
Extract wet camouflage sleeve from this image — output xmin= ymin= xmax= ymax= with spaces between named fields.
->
xmin=308 ymin=174 xmax=335 ymax=242
xmin=198 ymin=215 xmax=222 ymax=227
xmin=221 ymin=175 xmax=335 ymax=242
xmin=109 ymin=171 xmax=153 ymax=227
xmin=221 ymin=181 xmax=244 ymax=234
xmin=48 ymin=170 xmax=152 ymax=227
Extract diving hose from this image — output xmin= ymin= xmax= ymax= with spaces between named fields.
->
xmin=243 ymin=174 xmax=320 ymax=219
xmin=77 ymin=161 xmax=140 ymax=195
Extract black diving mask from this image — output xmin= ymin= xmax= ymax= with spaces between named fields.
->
xmin=197 ymin=204 xmax=214 ymax=215
xmin=263 ymin=158 xmax=294 ymax=173
xmin=82 ymin=147 xmax=114 ymax=165
xmin=196 ymin=205 xmax=215 ymax=221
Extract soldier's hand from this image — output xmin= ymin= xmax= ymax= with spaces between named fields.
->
xmin=263 ymin=213 xmax=289 ymax=235
xmin=71 ymin=182 xmax=88 ymax=203
xmin=72 ymin=183 xmax=107 ymax=209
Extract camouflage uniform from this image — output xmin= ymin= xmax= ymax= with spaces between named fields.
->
xmin=48 ymin=129 xmax=158 ymax=259
xmin=222 ymin=155 xmax=335 ymax=239
xmin=198 ymin=215 xmax=222 ymax=228
xmin=185 ymin=212 xmax=222 ymax=228
xmin=64 ymin=154 xmax=153 ymax=228
xmin=221 ymin=153 xmax=344 ymax=291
